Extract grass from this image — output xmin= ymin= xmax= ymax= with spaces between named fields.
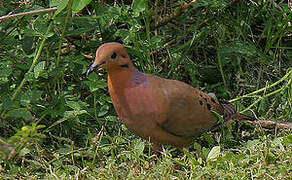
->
xmin=0 ymin=0 xmax=291 ymax=179
xmin=0 ymin=125 xmax=291 ymax=179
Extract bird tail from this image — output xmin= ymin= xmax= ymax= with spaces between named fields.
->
xmin=219 ymin=99 xmax=256 ymax=121
xmin=233 ymin=112 xmax=256 ymax=121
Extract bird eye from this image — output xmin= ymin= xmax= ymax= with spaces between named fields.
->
xmin=111 ymin=52 xmax=117 ymax=59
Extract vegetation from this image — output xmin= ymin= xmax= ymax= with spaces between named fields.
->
xmin=0 ymin=0 xmax=291 ymax=179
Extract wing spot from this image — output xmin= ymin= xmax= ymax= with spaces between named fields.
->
xmin=207 ymin=103 xmax=212 ymax=110
xmin=199 ymin=100 xmax=203 ymax=106
xmin=204 ymin=97 xmax=208 ymax=102
xmin=211 ymin=97 xmax=216 ymax=103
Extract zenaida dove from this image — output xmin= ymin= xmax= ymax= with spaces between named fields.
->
xmin=87 ymin=42 xmax=254 ymax=153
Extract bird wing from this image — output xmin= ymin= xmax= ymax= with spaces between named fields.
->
xmin=148 ymin=75 xmax=226 ymax=138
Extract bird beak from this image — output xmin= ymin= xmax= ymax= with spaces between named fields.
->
xmin=86 ymin=62 xmax=105 ymax=77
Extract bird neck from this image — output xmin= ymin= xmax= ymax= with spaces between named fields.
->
xmin=107 ymin=66 xmax=146 ymax=90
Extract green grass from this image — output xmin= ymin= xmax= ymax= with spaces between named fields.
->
xmin=0 ymin=0 xmax=291 ymax=179
xmin=0 ymin=125 xmax=291 ymax=179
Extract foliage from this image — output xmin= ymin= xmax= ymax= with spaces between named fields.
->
xmin=0 ymin=0 xmax=291 ymax=178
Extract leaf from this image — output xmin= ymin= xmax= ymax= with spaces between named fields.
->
xmin=7 ymin=109 xmax=32 ymax=121
xmin=46 ymin=110 xmax=87 ymax=130
xmin=34 ymin=61 xmax=46 ymax=78
xmin=66 ymin=101 xmax=81 ymax=111
xmin=50 ymin=0 xmax=70 ymax=15
xmin=183 ymin=148 xmax=200 ymax=165
xmin=220 ymin=40 xmax=258 ymax=58
xmin=31 ymin=90 xmax=43 ymax=102
xmin=211 ymin=110 xmax=224 ymax=124
xmin=282 ymin=134 xmax=292 ymax=146
xmin=132 ymin=0 xmax=147 ymax=17
xmin=150 ymin=35 xmax=164 ymax=49
xmin=207 ymin=146 xmax=221 ymax=161
xmin=203 ymin=133 xmax=215 ymax=145
xmin=133 ymin=140 xmax=145 ymax=156
xmin=20 ymin=91 xmax=32 ymax=106
xmin=24 ymin=72 xmax=35 ymax=82
xmin=246 ymin=139 xmax=260 ymax=149
xmin=63 ymin=110 xmax=87 ymax=119
xmin=0 ymin=62 xmax=12 ymax=85
xmin=21 ymin=36 xmax=34 ymax=55
xmin=72 ymin=0 xmax=92 ymax=13
xmin=19 ymin=147 xmax=30 ymax=157
xmin=98 ymin=105 xmax=109 ymax=117
xmin=85 ymin=73 xmax=107 ymax=92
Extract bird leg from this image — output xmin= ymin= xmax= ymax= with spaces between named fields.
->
xmin=152 ymin=142 xmax=163 ymax=157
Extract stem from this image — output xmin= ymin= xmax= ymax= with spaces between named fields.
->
xmin=0 ymin=20 xmax=54 ymax=119
xmin=56 ymin=0 xmax=73 ymax=67
xmin=230 ymin=70 xmax=292 ymax=103
xmin=94 ymin=91 xmax=98 ymax=122
xmin=11 ymin=21 xmax=54 ymax=101
xmin=217 ymin=51 xmax=227 ymax=88
xmin=240 ymin=86 xmax=285 ymax=113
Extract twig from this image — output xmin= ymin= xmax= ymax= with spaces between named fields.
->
xmin=245 ymin=119 xmax=292 ymax=129
xmin=140 ymin=0 xmax=199 ymax=31
xmin=0 ymin=7 xmax=57 ymax=22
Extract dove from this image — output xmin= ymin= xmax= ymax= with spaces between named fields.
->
xmin=87 ymin=42 xmax=254 ymax=153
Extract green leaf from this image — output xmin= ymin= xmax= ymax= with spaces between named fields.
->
xmin=183 ymin=148 xmax=200 ymax=165
xmin=132 ymin=0 xmax=147 ymax=17
xmin=203 ymin=132 xmax=215 ymax=145
xmin=34 ymin=61 xmax=46 ymax=78
xmin=0 ymin=62 xmax=12 ymax=85
xmin=72 ymin=0 xmax=92 ymax=13
xmin=212 ymin=110 xmax=224 ymax=124
xmin=220 ymin=40 xmax=258 ymax=58
xmin=50 ymin=0 xmax=70 ymax=15
xmin=66 ymin=101 xmax=81 ymax=111
xmin=246 ymin=139 xmax=260 ymax=149
xmin=63 ymin=110 xmax=87 ymax=119
xmin=98 ymin=105 xmax=109 ymax=117
xmin=19 ymin=147 xmax=30 ymax=157
xmin=24 ymin=72 xmax=35 ymax=82
xmin=282 ymin=134 xmax=292 ymax=146
xmin=7 ymin=108 xmax=32 ymax=121
xmin=207 ymin=146 xmax=221 ymax=161
xmin=20 ymin=91 xmax=32 ymax=106
xmin=85 ymin=73 xmax=107 ymax=92
xmin=133 ymin=140 xmax=145 ymax=156
xmin=21 ymin=36 xmax=34 ymax=55
xmin=31 ymin=90 xmax=43 ymax=102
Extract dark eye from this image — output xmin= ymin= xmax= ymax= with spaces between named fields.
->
xmin=111 ymin=52 xmax=117 ymax=59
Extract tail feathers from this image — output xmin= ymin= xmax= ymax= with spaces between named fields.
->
xmin=218 ymin=99 xmax=256 ymax=121
xmin=233 ymin=113 xmax=256 ymax=121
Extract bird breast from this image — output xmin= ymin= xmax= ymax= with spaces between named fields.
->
xmin=108 ymin=76 xmax=167 ymax=130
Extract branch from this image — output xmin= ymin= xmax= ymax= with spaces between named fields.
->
xmin=0 ymin=7 xmax=57 ymax=22
xmin=245 ymin=119 xmax=292 ymax=129
xmin=140 ymin=0 xmax=199 ymax=31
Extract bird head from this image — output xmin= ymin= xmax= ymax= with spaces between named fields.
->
xmin=86 ymin=42 xmax=132 ymax=76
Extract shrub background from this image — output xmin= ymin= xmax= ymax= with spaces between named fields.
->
xmin=0 ymin=0 xmax=291 ymax=179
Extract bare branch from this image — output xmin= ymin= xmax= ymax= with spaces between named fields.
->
xmin=246 ymin=119 xmax=292 ymax=129
xmin=0 ymin=7 xmax=57 ymax=22
xmin=140 ymin=0 xmax=200 ymax=31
